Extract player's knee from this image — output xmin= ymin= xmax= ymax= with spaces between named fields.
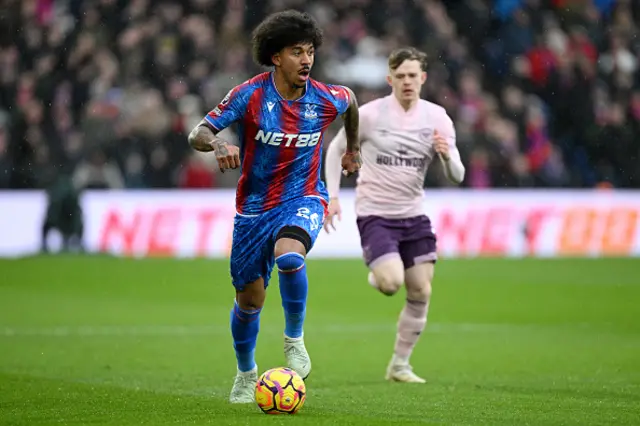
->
xmin=404 ymin=261 xmax=434 ymax=302
xmin=275 ymin=252 xmax=305 ymax=272
xmin=236 ymin=279 xmax=266 ymax=310
xmin=376 ymin=274 xmax=403 ymax=296
xmin=237 ymin=293 xmax=265 ymax=311
xmin=406 ymin=280 xmax=432 ymax=303
xmin=372 ymin=261 xmax=404 ymax=296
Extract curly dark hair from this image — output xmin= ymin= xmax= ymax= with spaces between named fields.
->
xmin=251 ymin=10 xmax=324 ymax=67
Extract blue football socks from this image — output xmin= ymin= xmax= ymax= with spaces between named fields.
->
xmin=276 ymin=252 xmax=308 ymax=339
xmin=230 ymin=301 xmax=261 ymax=372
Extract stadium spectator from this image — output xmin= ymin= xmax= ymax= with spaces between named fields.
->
xmin=0 ymin=0 xmax=638 ymax=190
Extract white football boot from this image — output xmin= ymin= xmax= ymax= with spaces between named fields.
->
xmin=284 ymin=335 xmax=311 ymax=380
xmin=385 ymin=355 xmax=426 ymax=383
xmin=229 ymin=366 xmax=258 ymax=403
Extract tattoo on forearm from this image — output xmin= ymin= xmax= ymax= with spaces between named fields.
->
xmin=188 ymin=125 xmax=214 ymax=152
xmin=188 ymin=124 xmax=228 ymax=153
xmin=343 ymin=91 xmax=360 ymax=152
xmin=213 ymin=138 xmax=229 ymax=156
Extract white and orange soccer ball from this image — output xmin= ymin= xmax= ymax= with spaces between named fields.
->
xmin=255 ymin=367 xmax=306 ymax=414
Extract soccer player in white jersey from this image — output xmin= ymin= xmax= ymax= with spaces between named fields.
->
xmin=324 ymin=47 xmax=465 ymax=383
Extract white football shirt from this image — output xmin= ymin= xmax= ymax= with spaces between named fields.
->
xmin=325 ymin=94 xmax=464 ymax=218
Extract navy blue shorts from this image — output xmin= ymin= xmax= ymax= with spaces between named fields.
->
xmin=230 ymin=197 xmax=327 ymax=291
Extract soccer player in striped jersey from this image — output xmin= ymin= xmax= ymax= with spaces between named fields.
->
xmin=188 ymin=10 xmax=361 ymax=403
xmin=324 ymin=47 xmax=465 ymax=383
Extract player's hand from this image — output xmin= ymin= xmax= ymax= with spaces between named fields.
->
xmin=324 ymin=198 xmax=342 ymax=234
xmin=341 ymin=150 xmax=362 ymax=177
xmin=213 ymin=141 xmax=240 ymax=173
xmin=433 ymin=130 xmax=450 ymax=160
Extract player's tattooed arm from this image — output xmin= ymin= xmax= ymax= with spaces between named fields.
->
xmin=340 ymin=87 xmax=362 ymax=176
xmin=188 ymin=122 xmax=222 ymax=152
xmin=188 ymin=121 xmax=241 ymax=172
xmin=342 ymin=87 xmax=360 ymax=153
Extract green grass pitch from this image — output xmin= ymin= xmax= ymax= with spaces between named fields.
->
xmin=1 ymin=256 xmax=639 ymax=425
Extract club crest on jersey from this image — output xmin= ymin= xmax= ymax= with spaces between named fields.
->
xmin=303 ymin=104 xmax=318 ymax=120
xmin=420 ymin=130 xmax=433 ymax=141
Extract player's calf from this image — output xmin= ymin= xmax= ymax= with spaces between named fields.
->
xmin=275 ymin=226 xmax=311 ymax=339
xmin=230 ymin=301 xmax=261 ymax=373
xmin=397 ymin=264 xmax=433 ymax=357
xmin=394 ymin=298 xmax=428 ymax=363
xmin=229 ymin=302 xmax=262 ymax=403
xmin=386 ymin=262 xmax=434 ymax=384
xmin=385 ymin=296 xmax=428 ymax=384
xmin=275 ymin=226 xmax=312 ymax=379
xmin=230 ymin=279 xmax=265 ymax=375
xmin=276 ymin=251 xmax=307 ymax=339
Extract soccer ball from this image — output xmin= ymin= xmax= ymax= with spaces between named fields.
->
xmin=255 ymin=367 xmax=306 ymax=414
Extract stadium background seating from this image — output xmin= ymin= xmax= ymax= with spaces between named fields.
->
xmin=0 ymin=0 xmax=637 ymax=191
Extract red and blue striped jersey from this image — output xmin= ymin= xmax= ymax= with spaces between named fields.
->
xmin=203 ymin=72 xmax=351 ymax=215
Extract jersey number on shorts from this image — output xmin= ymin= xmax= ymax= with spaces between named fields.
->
xmin=296 ymin=207 xmax=321 ymax=231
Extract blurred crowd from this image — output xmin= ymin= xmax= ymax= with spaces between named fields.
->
xmin=0 ymin=0 xmax=638 ymax=191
